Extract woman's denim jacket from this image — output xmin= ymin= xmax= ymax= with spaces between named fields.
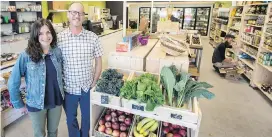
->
xmin=8 ymin=47 xmax=64 ymax=109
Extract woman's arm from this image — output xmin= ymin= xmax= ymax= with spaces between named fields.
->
xmin=8 ymin=53 xmax=27 ymax=109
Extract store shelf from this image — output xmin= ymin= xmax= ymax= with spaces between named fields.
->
xmin=257 ymin=62 xmax=272 ymax=73
xmin=265 ymin=32 xmax=272 ymax=36
xmin=245 ymin=14 xmax=266 ymax=16
xmin=254 ymin=82 xmax=272 ymax=101
xmin=240 ymin=48 xmax=257 ymax=59
xmin=230 ymin=16 xmax=242 ymax=19
xmin=91 ymin=100 xmax=198 ymax=130
xmin=229 ymin=27 xmax=240 ymax=31
xmin=221 ymin=29 xmax=227 ymax=32
xmin=239 ymin=58 xmax=255 ymax=70
xmin=261 ymin=46 xmax=272 ymax=52
xmin=244 ymin=32 xmax=262 ymax=37
xmin=248 ymin=3 xmax=269 ymax=6
xmin=240 ymin=40 xmax=259 ymax=49
xmin=242 ymin=73 xmax=251 ymax=80
xmin=245 ymin=24 xmax=263 ymax=27
xmin=267 ymin=23 xmax=272 ymax=25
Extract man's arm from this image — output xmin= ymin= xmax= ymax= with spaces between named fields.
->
xmin=91 ymin=56 xmax=102 ymax=88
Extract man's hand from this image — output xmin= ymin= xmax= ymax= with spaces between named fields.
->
xmin=91 ymin=82 xmax=96 ymax=88
xmin=92 ymin=57 xmax=102 ymax=88
xmin=225 ymin=58 xmax=232 ymax=63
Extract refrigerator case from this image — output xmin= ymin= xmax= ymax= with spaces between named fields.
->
xmin=195 ymin=8 xmax=210 ymax=36
xmin=183 ymin=8 xmax=196 ymax=30
xmin=139 ymin=7 xmax=151 ymax=28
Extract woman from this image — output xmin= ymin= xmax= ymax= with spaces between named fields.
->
xmin=8 ymin=18 xmax=63 ymax=137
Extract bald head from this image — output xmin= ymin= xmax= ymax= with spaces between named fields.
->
xmin=67 ymin=2 xmax=85 ymax=28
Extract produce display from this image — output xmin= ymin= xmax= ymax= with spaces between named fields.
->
xmin=96 ymin=69 xmax=125 ymax=96
xmin=160 ymin=65 xmax=215 ymax=107
xmin=1 ymin=53 xmax=18 ymax=64
xmin=96 ymin=108 xmax=134 ymax=137
xmin=120 ymin=73 xmax=164 ymax=111
xmin=161 ymin=122 xmax=187 ymax=137
xmin=133 ymin=116 xmax=159 ymax=137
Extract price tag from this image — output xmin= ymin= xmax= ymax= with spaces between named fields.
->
xmin=132 ymin=104 xmax=144 ymax=111
xmin=101 ymin=95 xmax=109 ymax=104
xmin=170 ymin=113 xmax=183 ymax=120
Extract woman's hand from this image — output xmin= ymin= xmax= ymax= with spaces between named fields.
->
xmin=20 ymin=106 xmax=28 ymax=115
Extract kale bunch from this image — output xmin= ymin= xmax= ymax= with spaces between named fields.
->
xmin=96 ymin=69 xmax=124 ymax=96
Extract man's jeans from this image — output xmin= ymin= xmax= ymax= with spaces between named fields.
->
xmin=64 ymin=90 xmax=90 ymax=137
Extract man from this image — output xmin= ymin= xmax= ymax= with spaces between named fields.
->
xmin=57 ymin=2 xmax=103 ymax=137
xmin=212 ymin=34 xmax=235 ymax=69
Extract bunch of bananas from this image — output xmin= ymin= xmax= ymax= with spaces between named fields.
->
xmin=133 ymin=117 xmax=159 ymax=137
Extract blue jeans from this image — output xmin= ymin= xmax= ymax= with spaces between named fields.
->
xmin=63 ymin=90 xmax=90 ymax=137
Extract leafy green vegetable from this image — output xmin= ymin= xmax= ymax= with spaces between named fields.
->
xmin=175 ymin=72 xmax=190 ymax=107
xmin=96 ymin=69 xmax=124 ymax=96
xmin=120 ymin=73 xmax=164 ymax=111
xmin=160 ymin=66 xmax=176 ymax=106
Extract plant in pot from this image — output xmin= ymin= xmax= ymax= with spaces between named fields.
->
xmin=138 ymin=16 xmax=150 ymax=46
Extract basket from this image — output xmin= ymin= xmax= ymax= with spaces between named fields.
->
xmin=138 ymin=35 xmax=149 ymax=45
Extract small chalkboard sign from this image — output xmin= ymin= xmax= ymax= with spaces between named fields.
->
xmin=170 ymin=113 xmax=183 ymax=120
xmin=132 ymin=104 xmax=144 ymax=111
xmin=101 ymin=95 xmax=109 ymax=104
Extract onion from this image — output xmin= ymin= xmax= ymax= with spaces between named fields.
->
xmin=112 ymin=122 xmax=120 ymax=130
xmin=173 ymin=130 xmax=179 ymax=134
xmin=180 ymin=126 xmax=186 ymax=130
xmin=112 ymin=130 xmax=120 ymax=137
xmin=106 ymin=109 xmax=111 ymax=115
xmin=120 ymin=125 xmax=127 ymax=131
xmin=99 ymin=119 xmax=105 ymax=125
xmin=110 ymin=109 xmax=116 ymax=112
xmin=120 ymin=132 xmax=127 ymax=137
xmin=125 ymin=112 xmax=130 ymax=115
xmin=111 ymin=111 xmax=117 ymax=117
xmin=111 ymin=117 xmax=118 ymax=123
xmin=163 ymin=122 xmax=169 ymax=127
xmin=166 ymin=133 xmax=173 ymax=137
xmin=98 ymin=125 xmax=106 ymax=132
xmin=178 ymin=129 xmax=186 ymax=137
xmin=118 ymin=115 xmax=126 ymax=122
xmin=105 ymin=115 xmax=112 ymax=122
xmin=117 ymin=110 xmax=124 ymax=115
xmin=124 ymin=117 xmax=131 ymax=125
xmin=105 ymin=128 xmax=113 ymax=135
xmin=163 ymin=127 xmax=170 ymax=134
xmin=172 ymin=124 xmax=180 ymax=129
xmin=105 ymin=122 xmax=112 ymax=128
xmin=173 ymin=134 xmax=181 ymax=137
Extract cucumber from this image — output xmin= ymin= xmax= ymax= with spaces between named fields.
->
xmin=140 ymin=120 xmax=156 ymax=134
xmin=148 ymin=121 xmax=159 ymax=132
xmin=137 ymin=118 xmax=153 ymax=131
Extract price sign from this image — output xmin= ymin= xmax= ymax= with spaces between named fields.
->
xmin=170 ymin=113 xmax=183 ymax=120
xmin=132 ymin=104 xmax=144 ymax=111
xmin=101 ymin=95 xmax=109 ymax=104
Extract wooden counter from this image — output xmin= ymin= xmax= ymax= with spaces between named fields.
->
xmin=108 ymin=39 xmax=159 ymax=71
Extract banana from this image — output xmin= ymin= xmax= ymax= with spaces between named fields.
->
xmin=140 ymin=120 xmax=156 ymax=134
xmin=137 ymin=118 xmax=153 ymax=131
xmin=134 ymin=128 xmax=144 ymax=137
xmin=143 ymin=130 xmax=149 ymax=137
xmin=148 ymin=121 xmax=159 ymax=132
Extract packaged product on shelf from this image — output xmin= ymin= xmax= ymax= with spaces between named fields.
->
xmin=157 ymin=65 xmax=214 ymax=123
xmin=120 ymin=72 xmax=164 ymax=114
xmin=258 ymin=52 xmax=272 ymax=66
xmin=160 ymin=122 xmax=188 ymax=137
xmin=122 ymin=31 xmax=141 ymax=52
xmin=95 ymin=108 xmax=135 ymax=137
xmin=116 ymin=42 xmax=130 ymax=52
xmin=130 ymin=116 xmax=160 ymax=137
xmin=91 ymin=69 xmax=132 ymax=106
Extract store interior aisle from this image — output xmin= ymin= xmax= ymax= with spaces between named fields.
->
xmin=198 ymin=38 xmax=272 ymax=137
xmin=3 ymin=36 xmax=272 ymax=137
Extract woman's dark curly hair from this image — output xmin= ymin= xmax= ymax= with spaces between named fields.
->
xmin=26 ymin=18 xmax=57 ymax=63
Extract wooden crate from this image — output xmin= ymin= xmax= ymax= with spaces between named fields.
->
xmin=91 ymin=69 xmax=133 ymax=107
xmin=146 ymin=42 xmax=189 ymax=74
xmin=155 ymin=98 xmax=198 ymax=124
xmin=129 ymin=116 xmax=161 ymax=137
xmin=121 ymin=71 xmax=161 ymax=115
xmin=158 ymin=121 xmax=191 ymax=137
xmin=94 ymin=108 xmax=135 ymax=137
xmin=108 ymin=39 xmax=159 ymax=71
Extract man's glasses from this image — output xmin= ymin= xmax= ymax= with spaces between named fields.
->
xmin=68 ymin=10 xmax=85 ymax=16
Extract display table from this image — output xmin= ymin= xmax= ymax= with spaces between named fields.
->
xmin=108 ymin=39 xmax=159 ymax=71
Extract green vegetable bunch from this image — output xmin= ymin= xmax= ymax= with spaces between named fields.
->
xmin=96 ymin=69 xmax=124 ymax=96
xmin=160 ymin=65 xmax=215 ymax=107
xmin=120 ymin=73 xmax=164 ymax=111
